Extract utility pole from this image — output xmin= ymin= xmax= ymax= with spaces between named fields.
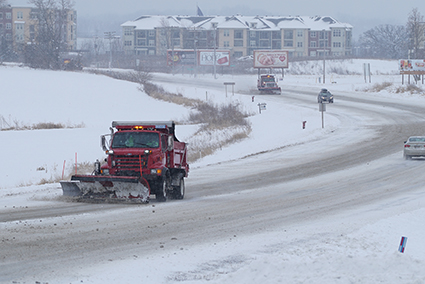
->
xmin=194 ymin=30 xmax=198 ymax=78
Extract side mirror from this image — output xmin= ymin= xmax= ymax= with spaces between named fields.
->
xmin=168 ymin=135 xmax=174 ymax=151
xmin=101 ymin=135 xmax=109 ymax=151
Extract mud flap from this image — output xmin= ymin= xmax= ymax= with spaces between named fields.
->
xmin=60 ymin=175 xmax=150 ymax=203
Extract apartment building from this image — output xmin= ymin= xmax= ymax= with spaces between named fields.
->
xmin=0 ymin=5 xmax=77 ymax=55
xmin=0 ymin=5 xmax=13 ymax=55
xmin=121 ymin=15 xmax=353 ymax=59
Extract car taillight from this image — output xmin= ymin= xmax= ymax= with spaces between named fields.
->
xmin=404 ymin=145 xmax=410 ymax=148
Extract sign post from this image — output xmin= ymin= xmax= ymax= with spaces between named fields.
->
xmin=258 ymin=103 xmax=267 ymax=114
xmin=319 ymin=103 xmax=326 ymax=128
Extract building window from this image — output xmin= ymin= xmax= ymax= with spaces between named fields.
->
xmin=250 ymin=31 xmax=256 ymax=38
xmin=0 ymin=13 xmax=3 ymax=20
xmin=332 ymin=29 xmax=341 ymax=37
xmin=272 ymin=31 xmax=281 ymax=39
xmin=250 ymin=40 xmax=256 ymax=47
xmin=260 ymin=31 xmax=270 ymax=39
xmin=297 ymin=42 xmax=303 ymax=47
xmin=223 ymin=41 xmax=229 ymax=47
xmin=0 ymin=23 xmax=2 ymax=30
xmin=6 ymin=12 xmax=11 ymax=19
xmin=148 ymin=49 xmax=155 ymax=55
xmin=234 ymin=30 xmax=243 ymax=39
xmin=284 ymin=30 xmax=293 ymax=39
xmin=137 ymin=39 xmax=146 ymax=46
xmin=310 ymin=41 xmax=317 ymax=48
xmin=149 ymin=39 xmax=155 ymax=46
xmin=138 ymin=30 xmax=147 ymax=37
xmin=17 ymin=11 xmax=23 ymax=19
xmin=234 ymin=39 xmax=243 ymax=47
xmin=148 ymin=30 xmax=155 ymax=37
xmin=223 ymin=29 xmax=229 ymax=37
xmin=319 ymin=40 xmax=328 ymax=48
xmin=297 ymin=30 xmax=303 ymax=37
xmin=6 ymin=23 xmax=11 ymax=30
xmin=311 ymin=31 xmax=316 ymax=38
xmin=284 ymin=40 xmax=293 ymax=47
xmin=124 ymin=41 xmax=132 ymax=46
xmin=124 ymin=28 xmax=133 ymax=36
xmin=333 ymin=42 xmax=342 ymax=48
xmin=272 ymin=41 xmax=281 ymax=49
xmin=260 ymin=41 xmax=269 ymax=47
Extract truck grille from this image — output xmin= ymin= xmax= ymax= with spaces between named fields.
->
xmin=114 ymin=154 xmax=147 ymax=175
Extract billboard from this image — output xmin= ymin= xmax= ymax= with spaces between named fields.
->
xmin=253 ymin=50 xmax=288 ymax=68
xmin=198 ymin=50 xmax=230 ymax=66
xmin=167 ymin=50 xmax=196 ymax=66
xmin=399 ymin=59 xmax=425 ymax=71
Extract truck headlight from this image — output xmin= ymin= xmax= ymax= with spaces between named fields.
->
xmin=150 ymin=169 xmax=162 ymax=175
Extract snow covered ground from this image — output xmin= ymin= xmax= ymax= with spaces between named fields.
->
xmin=1 ymin=59 xmax=425 ymax=283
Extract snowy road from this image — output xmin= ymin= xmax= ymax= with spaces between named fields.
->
xmin=2 ymin=72 xmax=425 ymax=282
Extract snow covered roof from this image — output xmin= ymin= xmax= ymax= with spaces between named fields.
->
xmin=121 ymin=15 xmax=185 ymax=29
xmin=121 ymin=15 xmax=353 ymax=31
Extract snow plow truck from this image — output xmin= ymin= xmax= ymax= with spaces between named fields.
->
xmin=257 ymin=74 xmax=281 ymax=94
xmin=60 ymin=121 xmax=189 ymax=203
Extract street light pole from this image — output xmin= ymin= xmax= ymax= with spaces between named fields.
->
xmin=104 ymin=31 xmax=116 ymax=69
xmin=213 ymin=27 xmax=217 ymax=79
xmin=322 ymin=29 xmax=326 ymax=84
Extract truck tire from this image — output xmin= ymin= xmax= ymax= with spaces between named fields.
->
xmin=172 ymin=177 xmax=185 ymax=200
xmin=156 ymin=174 xmax=170 ymax=202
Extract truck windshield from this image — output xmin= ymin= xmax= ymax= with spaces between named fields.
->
xmin=111 ymin=132 xmax=160 ymax=148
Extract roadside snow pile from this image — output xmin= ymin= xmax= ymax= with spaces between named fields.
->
xmin=186 ymin=124 xmax=252 ymax=161
xmin=288 ymin=58 xmax=399 ymax=75
xmin=359 ymin=81 xmax=425 ymax=96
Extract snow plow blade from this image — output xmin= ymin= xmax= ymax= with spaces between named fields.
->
xmin=60 ymin=175 xmax=150 ymax=203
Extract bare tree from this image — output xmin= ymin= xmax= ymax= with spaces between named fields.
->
xmin=26 ymin=0 xmax=75 ymax=69
xmin=406 ymin=8 xmax=425 ymax=59
xmin=358 ymin=24 xmax=408 ymax=59
xmin=159 ymin=17 xmax=175 ymax=56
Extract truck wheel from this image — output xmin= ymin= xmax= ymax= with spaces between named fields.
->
xmin=173 ymin=177 xmax=185 ymax=200
xmin=156 ymin=174 xmax=170 ymax=202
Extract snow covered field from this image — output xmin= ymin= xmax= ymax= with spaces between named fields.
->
xmin=2 ymin=59 xmax=425 ymax=283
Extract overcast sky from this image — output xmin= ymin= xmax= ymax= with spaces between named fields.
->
xmin=10 ymin=0 xmax=425 ymax=38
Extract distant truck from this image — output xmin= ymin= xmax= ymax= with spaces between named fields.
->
xmin=60 ymin=121 xmax=189 ymax=203
xmin=257 ymin=74 xmax=281 ymax=94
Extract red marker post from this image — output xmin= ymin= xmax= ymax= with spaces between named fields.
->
xmin=399 ymin=236 xmax=408 ymax=253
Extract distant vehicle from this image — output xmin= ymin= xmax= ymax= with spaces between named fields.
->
xmin=403 ymin=136 xmax=425 ymax=160
xmin=257 ymin=74 xmax=281 ymax=94
xmin=317 ymin=88 xmax=334 ymax=103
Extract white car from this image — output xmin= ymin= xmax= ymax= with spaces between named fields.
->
xmin=403 ymin=136 xmax=425 ymax=159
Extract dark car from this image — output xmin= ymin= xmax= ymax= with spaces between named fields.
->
xmin=317 ymin=88 xmax=334 ymax=103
